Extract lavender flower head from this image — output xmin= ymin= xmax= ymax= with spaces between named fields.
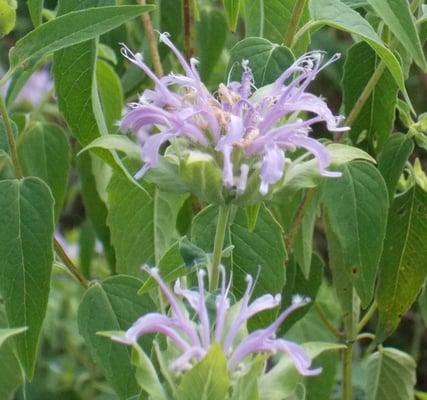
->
xmin=120 ymin=33 xmax=348 ymax=200
xmin=113 ymin=267 xmax=321 ymax=376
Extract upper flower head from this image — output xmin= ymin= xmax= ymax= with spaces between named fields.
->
xmin=113 ymin=266 xmax=321 ymax=377
xmin=120 ymin=33 xmax=348 ymax=199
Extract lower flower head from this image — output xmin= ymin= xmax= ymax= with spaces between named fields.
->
xmin=112 ymin=267 xmax=321 ymax=377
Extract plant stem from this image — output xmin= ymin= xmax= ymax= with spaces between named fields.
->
xmin=314 ymin=303 xmax=342 ymax=339
xmin=342 ymin=342 xmax=353 ymax=400
xmin=0 ymin=94 xmax=23 ymax=178
xmin=54 ymin=238 xmax=90 ymax=289
xmin=139 ymin=0 xmax=163 ymax=77
xmin=357 ymin=300 xmax=377 ymax=333
xmin=183 ymin=0 xmax=195 ymax=61
xmin=210 ymin=205 xmax=231 ymax=291
xmin=283 ymin=0 xmax=307 ymax=47
xmin=292 ymin=20 xmax=318 ymax=47
xmin=285 ymin=188 xmax=315 ymax=253
xmin=341 ymin=289 xmax=359 ymax=400
xmin=345 ymin=63 xmax=386 ymax=127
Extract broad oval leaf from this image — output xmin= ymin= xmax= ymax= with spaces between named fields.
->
xmin=0 ymin=177 xmax=54 ymax=378
xmin=176 ymin=343 xmax=230 ymax=400
xmin=366 ymin=0 xmax=427 ymax=71
xmin=309 ymin=0 xmax=405 ymax=94
xmin=322 ymin=161 xmax=389 ymax=307
xmin=107 ymin=164 xmax=186 ymax=275
xmin=8 ymin=5 xmax=155 ymax=73
xmin=343 ymin=42 xmax=398 ymax=149
xmin=17 ymin=123 xmax=70 ymax=220
xmin=78 ymin=275 xmax=156 ymax=400
xmin=366 ymin=347 xmax=416 ymax=400
xmin=376 ymin=184 xmax=427 ymax=339
xmin=228 ymin=37 xmax=294 ymax=87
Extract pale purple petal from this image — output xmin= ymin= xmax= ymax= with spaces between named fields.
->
xmin=259 ymin=146 xmax=285 ymax=195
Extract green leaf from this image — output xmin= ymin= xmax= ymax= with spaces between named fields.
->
xmin=243 ymin=0 xmax=310 ymax=54
xmin=132 ymin=345 xmax=168 ymax=400
xmin=309 ymin=0 xmax=406 ymax=94
xmin=0 ymin=177 xmax=54 ymax=378
xmin=176 ymin=343 xmax=230 ymax=400
xmin=228 ymin=38 xmax=294 ymax=87
xmin=223 ymin=0 xmax=240 ymax=32
xmin=342 ymin=42 xmax=398 ymax=149
xmin=366 ymin=0 xmax=426 ymax=71
xmin=280 ymin=254 xmax=324 ymax=333
xmin=327 ymin=143 xmax=376 ymax=165
xmin=0 ymin=115 xmax=17 ymax=152
xmin=285 ymin=284 xmax=342 ymax=400
xmin=377 ymin=133 xmax=414 ymax=201
xmin=0 ymin=0 xmax=16 ymax=37
xmin=231 ymin=356 xmax=265 ymax=400
xmin=107 ymin=165 xmax=186 ymax=275
xmin=77 ymin=152 xmax=116 ymax=271
xmin=322 ymin=161 xmax=389 ymax=307
xmin=27 ymin=0 xmax=43 ymax=27
xmin=78 ymin=275 xmax=156 ymax=400
xmin=376 ymin=185 xmax=427 ymax=339
xmin=294 ymin=191 xmax=321 ymax=278
xmin=197 ymin=9 xmax=227 ymax=81
xmin=96 ymin=59 xmax=123 ymax=134
xmin=9 ymin=5 xmax=155 ymax=73
xmin=366 ymin=347 xmax=416 ymax=400
xmin=0 ymin=309 xmax=23 ymax=400
xmin=81 ymin=134 xmax=141 ymax=160
xmin=17 ymin=123 xmax=70 ymax=220
xmin=139 ymin=241 xmax=187 ymax=294
xmin=192 ymin=204 xmax=286 ymax=328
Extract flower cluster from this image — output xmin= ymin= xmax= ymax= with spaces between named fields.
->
xmin=113 ymin=267 xmax=321 ymax=376
xmin=120 ymin=33 xmax=347 ymax=197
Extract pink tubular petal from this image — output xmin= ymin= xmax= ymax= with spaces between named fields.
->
xmin=114 ymin=313 xmax=191 ymax=352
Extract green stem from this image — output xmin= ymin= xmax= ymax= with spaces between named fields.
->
xmin=342 ymin=342 xmax=353 ymax=400
xmin=285 ymin=188 xmax=315 ymax=253
xmin=345 ymin=63 xmax=386 ymax=127
xmin=0 ymin=94 xmax=22 ymax=178
xmin=54 ymin=238 xmax=90 ymax=288
xmin=292 ymin=20 xmax=318 ymax=47
xmin=357 ymin=300 xmax=377 ymax=333
xmin=342 ymin=289 xmax=359 ymax=400
xmin=210 ymin=205 xmax=231 ymax=291
xmin=283 ymin=0 xmax=307 ymax=47
xmin=314 ymin=303 xmax=342 ymax=339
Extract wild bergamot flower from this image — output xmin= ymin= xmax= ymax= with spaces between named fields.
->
xmin=120 ymin=33 xmax=347 ymax=202
xmin=113 ymin=267 xmax=321 ymax=376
